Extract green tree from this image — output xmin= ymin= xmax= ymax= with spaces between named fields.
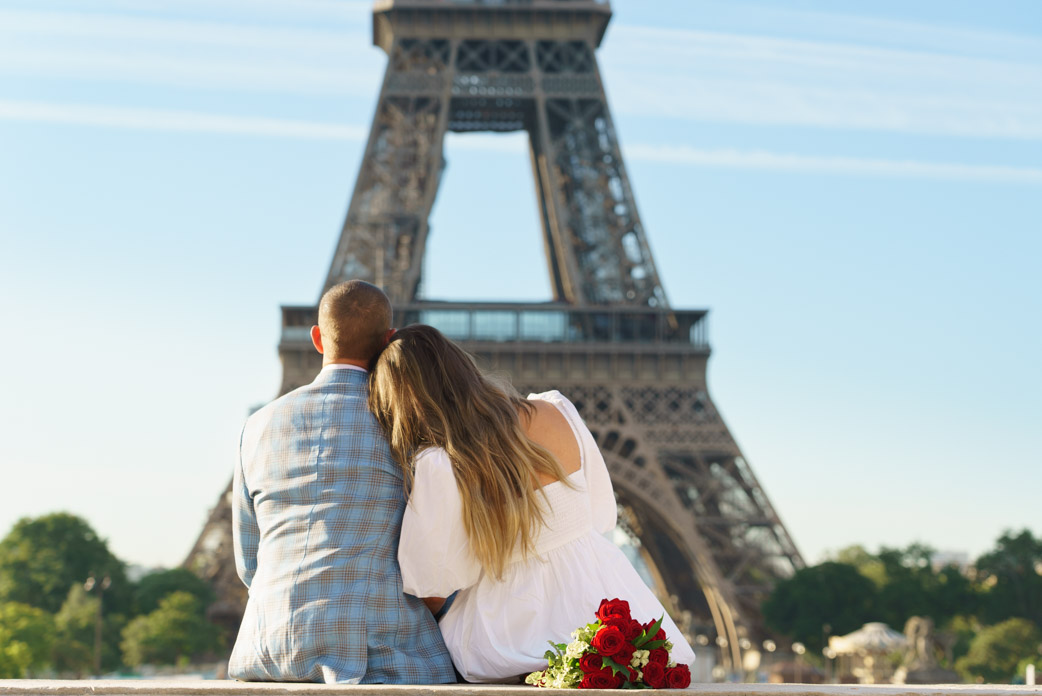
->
xmin=121 ymin=592 xmax=220 ymax=667
xmin=873 ymin=544 xmax=980 ymax=629
xmin=955 ymin=618 xmax=1042 ymax=683
xmin=0 ymin=513 xmax=130 ymax=615
xmin=976 ymin=529 xmax=1042 ymax=627
xmin=0 ymin=602 xmax=55 ymax=678
xmin=829 ymin=543 xmax=981 ymax=633
xmin=51 ymin=583 xmax=127 ymax=675
xmin=830 ymin=545 xmax=887 ymax=587
xmin=133 ymin=568 xmax=214 ymax=616
xmin=763 ymin=561 xmax=878 ymax=653
xmin=52 ymin=585 xmax=98 ymax=677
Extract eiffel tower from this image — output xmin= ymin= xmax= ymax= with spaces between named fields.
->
xmin=186 ymin=0 xmax=804 ymax=672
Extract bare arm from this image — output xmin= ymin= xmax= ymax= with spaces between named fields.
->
xmin=423 ymin=597 xmax=446 ymax=615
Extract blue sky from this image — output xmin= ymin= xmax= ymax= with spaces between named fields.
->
xmin=0 ymin=0 xmax=1039 ymax=571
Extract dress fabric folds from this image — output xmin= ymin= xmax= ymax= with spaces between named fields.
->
xmin=398 ymin=390 xmax=696 ymax=683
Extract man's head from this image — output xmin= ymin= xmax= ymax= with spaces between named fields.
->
xmin=311 ymin=280 xmax=393 ymax=365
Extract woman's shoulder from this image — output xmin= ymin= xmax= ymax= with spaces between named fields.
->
xmin=526 ymin=389 xmax=582 ymax=422
xmin=413 ymin=446 xmax=451 ymax=469
xmin=526 ymin=389 xmax=574 ymax=409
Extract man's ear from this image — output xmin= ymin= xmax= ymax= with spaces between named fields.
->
xmin=383 ymin=328 xmax=397 ymax=346
xmin=310 ymin=325 xmax=324 ymax=354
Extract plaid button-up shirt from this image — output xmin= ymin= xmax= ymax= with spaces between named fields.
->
xmin=228 ymin=366 xmax=455 ymax=684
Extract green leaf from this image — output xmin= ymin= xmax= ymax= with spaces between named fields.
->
xmin=642 ymin=639 xmax=665 ymax=650
xmin=544 ymin=649 xmax=556 ymax=661
xmin=600 ymin=655 xmax=630 ymax=677
xmin=633 ymin=615 xmax=664 ymax=648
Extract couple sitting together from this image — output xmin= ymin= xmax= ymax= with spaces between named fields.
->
xmin=228 ymin=280 xmax=695 ymax=684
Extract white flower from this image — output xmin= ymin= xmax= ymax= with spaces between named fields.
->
xmin=551 ymin=673 xmax=572 ymax=689
xmin=565 ymin=640 xmax=589 ymax=660
xmin=525 ymin=671 xmax=546 ymax=686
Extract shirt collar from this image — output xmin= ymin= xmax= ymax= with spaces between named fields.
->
xmin=321 ymin=363 xmax=368 ymax=374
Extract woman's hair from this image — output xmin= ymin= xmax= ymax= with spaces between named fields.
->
xmin=369 ymin=324 xmax=572 ymax=579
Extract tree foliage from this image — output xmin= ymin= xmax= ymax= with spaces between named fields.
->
xmin=955 ymin=618 xmax=1041 ymax=683
xmin=976 ymin=529 xmax=1042 ymax=627
xmin=52 ymin=584 xmax=98 ymax=676
xmin=763 ymin=561 xmax=877 ymax=653
xmin=0 ymin=513 xmax=130 ymax=615
xmin=120 ymin=592 xmax=220 ymax=667
xmin=134 ymin=568 xmax=214 ymax=616
xmin=0 ymin=602 xmax=55 ymax=678
xmin=50 ymin=583 xmax=127 ymax=675
xmin=872 ymin=544 xmax=979 ymax=629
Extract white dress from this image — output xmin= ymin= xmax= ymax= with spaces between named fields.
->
xmin=398 ymin=390 xmax=696 ymax=683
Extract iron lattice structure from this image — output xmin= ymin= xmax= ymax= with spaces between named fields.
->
xmin=186 ymin=0 xmax=803 ymax=671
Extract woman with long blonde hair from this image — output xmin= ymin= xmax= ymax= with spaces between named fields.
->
xmin=369 ymin=325 xmax=694 ymax=682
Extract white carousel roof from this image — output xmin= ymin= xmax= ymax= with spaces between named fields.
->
xmin=828 ymin=622 xmax=907 ymax=655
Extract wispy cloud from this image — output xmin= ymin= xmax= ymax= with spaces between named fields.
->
xmin=0 ymin=9 xmax=362 ymax=51
xmin=0 ymin=45 xmax=375 ymax=95
xmin=0 ymin=100 xmax=367 ymax=140
xmin=603 ymin=25 xmax=1042 ymax=139
xmin=670 ymin=1 xmax=1042 ymax=63
xmin=624 ymin=144 xmax=1042 ymax=186
xmin=2 ymin=8 xmax=1041 ymax=139
xmin=3 ymin=100 xmax=1039 ymax=185
xmin=0 ymin=8 xmax=380 ymax=95
xmin=0 ymin=0 xmax=370 ymax=23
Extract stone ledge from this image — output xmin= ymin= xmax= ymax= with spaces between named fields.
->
xmin=1 ymin=682 xmax=1041 ymax=696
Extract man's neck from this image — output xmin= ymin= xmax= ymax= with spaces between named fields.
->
xmin=323 ymin=358 xmax=369 ymax=370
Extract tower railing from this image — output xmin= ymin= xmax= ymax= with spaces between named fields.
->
xmin=280 ymin=302 xmax=709 ymax=350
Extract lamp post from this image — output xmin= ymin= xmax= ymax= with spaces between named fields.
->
xmin=84 ymin=574 xmax=111 ymax=676
xmin=792 ymin=641 xmax=806 ymax=683
xmin=762 ymin=639 xmax=776 ymax=677
xmin=715 ymin=636 xmax=729 ymax=681
xmin=823 ymin=646 xmax=837 ymax=683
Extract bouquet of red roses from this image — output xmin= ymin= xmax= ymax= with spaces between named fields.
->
xmin=525 ymin=598 xmax=692 ymax=689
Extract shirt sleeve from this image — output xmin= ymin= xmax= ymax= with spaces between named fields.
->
xmin=536 ymin=390 xmax=618 ymax=534
xmin=233 ymin=423 xmax=259 ymax=588
xmin=399 ymin=448 xmax=483 ymax=598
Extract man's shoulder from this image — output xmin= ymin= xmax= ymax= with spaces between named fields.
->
xmin=242 ymin=377 xmax=378 ymax=441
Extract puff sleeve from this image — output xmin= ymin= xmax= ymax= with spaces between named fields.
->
xmin=530 ymin=390 xmax=618 ymax=534
xmin=398 ymin=447 xmax=483 ymax=598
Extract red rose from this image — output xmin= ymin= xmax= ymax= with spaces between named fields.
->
xmin=579 ymin=652 xmax=602 ymax=674
xmin=580 ymin=667 xmax=622 ymax=689
xmin=591 ymin=625 xmax=626 ymax=657
xmin=613 ymin=641 xmax=635 ymax=667
xmin=626 ymin=666 xmax=639 ymax=683
xmin=666 ymin=664 xmax=692 ymax=689
xmin=643 ymin=620 xmax=666 ymax=642
xmin=604 ymin=618 xmax=641 ymax=650
xmin=596 ymin=598 xmax=632 ymax=623
xmin=642 ymin=661 xmax=667 ymax=688
xmin=648 ymin=647 xmax=669 ymax=665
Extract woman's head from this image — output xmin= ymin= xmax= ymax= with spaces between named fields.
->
xmin=369 ymin=324 xmax=486 ymax=450
xmin=369 ymin=324 xmax=570 ymax=579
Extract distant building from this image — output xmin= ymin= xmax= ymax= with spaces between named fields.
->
xmin=930 ymin=551 xmax=971 ymax=574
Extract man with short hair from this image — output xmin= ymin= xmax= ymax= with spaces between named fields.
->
xmin=229 ymin=280 xmax=455 ymax=684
